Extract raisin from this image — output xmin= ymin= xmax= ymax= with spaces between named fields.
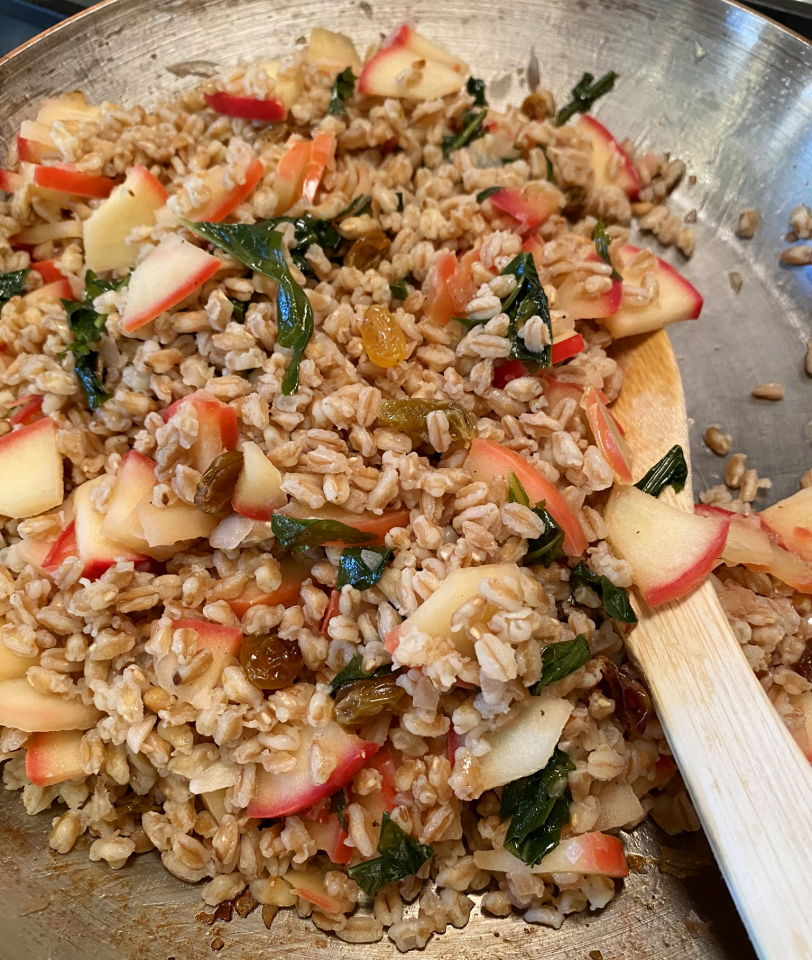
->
xmin=360 ymin=304 xmax=408 ymax=369
xmin=239 ymin=635 xmax=303 ymax=691
xmin=194 ymin=450 xmax=244 ymax=515
xmin=334 ymin=673 xmax=406 ymax=725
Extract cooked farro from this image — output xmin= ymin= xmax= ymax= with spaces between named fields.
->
xmin=1 ymin=23 xmax=811 ymax=954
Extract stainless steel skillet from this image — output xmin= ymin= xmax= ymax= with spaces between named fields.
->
xmin=0 ymin=1 xmax=810 ymax=958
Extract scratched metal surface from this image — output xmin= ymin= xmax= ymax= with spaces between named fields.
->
xmin=0 ymin=1 xmax=809 ymax=958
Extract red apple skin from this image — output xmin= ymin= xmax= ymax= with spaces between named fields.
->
xmin=172 ymin=619 xmax=242 ymax=657
xmin=287 ymin=868 xmax=349 ymax=914
xmin=424 ymin=251 xmax=458 ymax=326
xmin=550 ymin=332 xmax=585 ymax=365
xmin=163 ymin=390 xmax=238 ymax=473
xmin=16 ymin=135 xmax=50 ymax=163
xmin=42 ymin=522 xmax=78 ymax=575
xmin=465 ymin=437 xmax=588 ymax=556
xmin=576 ymin=115 xmax=641 ymax=200
xmin=24 ymin=278 xmax=73 ymax=304
xmin=367 ymin=745 xmax=397 ymax=812
xmin=644 ymin=525 xmax=728 ymax=607
xmin=30 ymin=259 xmax=66 ymax=284
xmin=490 ymin=184 xmax=560 ymax=233
xmin=9 ymin=394 xmax=44 ymax=427
xmin=0 ymin=168 xmax=24 ymax=192
xmin=320 ymin=588 xmax=341 ymax=637
xmin=204 ymin=91 xmax=286 ymax=122
xmin=227 ymin=560 xmax=310 ymax=618
xmin=301 ymin=133 xmax=336 ymax=204
xmin=30 ymin=163 xmax=117 ymax=199
xmin=547 ymin=831 xmax=629 ymax=877
xmin=192 ymin=155 xmax=265 ymax=223
xmin=580 ymin=386 xmax=633 ymax=484
xmin=25 ymin=729 xmax=85 ymax=786
xmin=308 ymin=814 xmax=353 ymax=865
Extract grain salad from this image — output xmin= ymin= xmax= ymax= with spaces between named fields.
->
xmin=1 ymin=24 xmax=811 ymax=952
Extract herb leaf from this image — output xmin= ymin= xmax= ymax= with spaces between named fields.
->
xmin=185 ymin=221 xmax=313 ymax=394
xmin=499 ymin=252 xmax=553 ymax=370
xmin=506 ymin=473 xmax=565 ymax=566
xmin=271 ymin=514 xmax=374 ymax=551
xmin=389 ymin=278 xmax=408 ymax=300
xmin=532 ymin=635 xmax=590 ymax=692
xmin=229 ymin=297 xmax=247 ymax=322
xmin=337 ymin=546 xmax=393 ymax=590
xmin=570 ymin=560 xmax=637 ymax=623
xmin=378 ymin=398 xmax=476 ymax=447
xmin=540 ymin=144 xmax=554 ymax=181
xmin=441 ymin=77 xmax=489 ymax=158
xmin=501 ymin=749 xmax=573 ymax=865
xmin=555 ymin=70 xmax=618 ymax=126
xmin=476 ymin=185 xmax=503 ymax=204
xmin=593 ymin=220 xmax=621 ymax=281
xmin=328 ymin=66 xmax=355 ymax=116
xmin=331 ymin=788 xmax=348 ymax=829
xmin=349 ymin=813 xmax=434 ymax=896
xmin=635 ymin=444 xmax=688 ymax=498
xmin=330 ymin=653 xmax=394 ymax=695
xmin=0 ymin=269 xmax=29 ymax=306
xmin=507 ymin=471 xmax=530 ymax=506
xmin=467 ymin=76 xmax=487 ymax=107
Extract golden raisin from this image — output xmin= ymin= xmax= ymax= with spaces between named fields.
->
xmin=360 ymin=305 xmax=408 ymax=369
xmin=334 ymin=673 xmax=406 ymax=725
xmin=345 ymin=228 xmax=390 ymax=271
xmin=239 ymin=635 xmax=303 ymax=691
xmin=194 ymin=450 xmax=244 ymax=515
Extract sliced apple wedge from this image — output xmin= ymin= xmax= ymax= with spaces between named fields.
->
xmin=25 ymin=729 xmax=85 ymax=786
xmin=593 ymin=782 xmax=645 ymax=832
xmin=101 ymin=450 xmax=156 ymax=553
xmin=23 ymin=278 xmax=73 ymax=305
xmin=305 ymin=27 xmax=361 ymax=74
xmin=465 ymin=437 xmax=587 ymax=556
xmin=761 ymin=488 xmax=812 ymax=562
xmin=308 ymin=813 xmax=353 ymax=865
xmin=0 ymin=418 xmax=64 ymax=520
xmin=137 ymin=500 xmax=218 ymax=550
xmin=695 ymin=505 xmax=773 ymax=569
xmin=74 ymin=477 xmax=148 ymax=579
xmin=42 ymin=522 xmax=78 ymax=575
xmin=581 ymin=386 xmax=633 ymax=484
xmin=163 ymin=390 xmax=238 ymax=473
xmin=227 ymin=559 xmax=310 ymax=617
xmin=601 ymin=244 xmax=703 ymax=339
xmin=83 ymin=164 xmax=169 ymax=273
xmin=279 ymin=502 xmax=410 ymax=546
xmin=385 ymin=562 xmax=523 ymax=658
xmin=28 ymin=163 xmax=116 ymax=199
xmin=204 ymin=91 xmax=286 ymax=122
xmin=357 ymin=46 xmax=465 ymax=101
xmin=548 ymin=248 xmax=623 ymax=321
xmin=490 ymin=183 xmax=562 ymax=233
xmin=380 ymin=23 xmax=467 ymax=72
xmin=30 ymin=260 xmax=66 ymax=284
xmin=121 ymin=235 xmax=221 ymax=333
xmin=604 ymin=485 xmax=728 ymax=607
xmin=424 ymin=251 xmax=459 ymax=326
xmin=575 ymin=115 xmax=641 ymax=199
xmin=36 ymin=91 xmax=100 ymax=127
xmin=287 ymin=867 xmax=353 ymax=913
xmin=474 ymin=832 xmax=628 ymax=878
xmin=0 ymin=678 xmax=100 ymax=733
xmin=232 ymin=441 xmax=286 ymax=520
xmin=171 ymin=619 xmax=242 ymax=701
xmin=454 ymin=693 xmax=573 ymax=799
xmin=0 ymin=169 xmax=24 ymax=192
xmin=0 ymin=644 xmax=38 ymax=682
xmin=186 ymin=154 xmax=264 ymax=223
xmin=248 ymin=720 xmax=379 ymax=819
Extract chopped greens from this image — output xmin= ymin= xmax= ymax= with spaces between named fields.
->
xmin=60 ymin=270 xmax=127 ymax=411
xmin=337 ymin=546 xmax=393 ymax=590
xmin=377 ymin=398 xmax=476 ymax=447
xmin=507 ymin=472 xmax=565 ymax=567
xmin=540 ymin=144 xmax=554 ymax=181
xmin=328 ymin=66 xmax=355 ymax=116
xmin=570 ymin=560 xmax=637 ymax=624
xmin=635 ymin=444 xmax=688 ymax=497
xmin=593 ymin=220 xmax=622 ymax=281
xmin=339 ymin=194 xmax=373 ymax=219
xmin=271 ymin=514 xmax=374 ymax=551
xmin=185 ymin=220 xmax=313 ymax=394
xmin=228 ymin=297 xmax=247 ymax=322
xmin=331 ymin=788 xmax=348 ymax=830
xmin=349 ymin=813 xmax=434 ymax=896
xmin=441 ymin=76 xmax=488 ymax=157
xmin=500 ymin=252 xmax=553 ymax=370
xmin=476 ymin=185 xmax=503 ymax=204
xmin=500 ymin=749 xmax=573 ymax=865
xmin=389 ymin=278 xmax=409 ymax=300
xmin=0 ymin=269 xmax=28 ymax=306
xmin=532 ymin=635 xmax=590 ymax=692
xmin=329 ymin=653 xmax=393 ymax=695
xmin=555 ymin=70 xmax=618 ymax=126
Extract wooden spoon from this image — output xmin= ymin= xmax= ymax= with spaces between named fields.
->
xmin=611 ymin=330 xmax=812 ymax=960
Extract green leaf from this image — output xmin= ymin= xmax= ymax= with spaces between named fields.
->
xmin=329 ymin=653 xmax=393 ymax=695
xmin=327 ymin=66 xmax=355 ymax=116
xmin=395 ymin=191 xmax=404 ymax=213
xmin=337 ymin=194 xmax=373 ymax=219
xmin=524 ymin=504 xmax=565 ymax=567
xmin=539 ymin=144 xmax=554 ymax=181
xmin=467 ymin=76 xmax=488 ymax=107
xmin=389 ymin=278 xmax=408 ymax=301
xmin=441 ymin=108 xmax=487 ymax=158
xmin=592 ymin=220 xmax=622 ymax=281
xmin=84 ymin=270 xmax=129 ymax=300
xmin=555 ymin=70 xmax=618 ymax=126
xmin=349 ymin=813 xmax=434 ymax=896
xmin=507 ymin=472 xmax=530 ymax=507
xmin=570 ymin=560 xmax=637 ymax=623
xmin=0 ymin=269 xmax=29 ymax=306
xmin=500 ymin=748 xmax=573 ymax=865
xmin=337 ymin=546 xmax=393 ymax=590
xmin=271 ymin=514 xmax=374 ymax=552
xmin=476 ymin=185 xmax=503 ymax=204
xmin=532 ymin=635 xmax=590 ymax=692
xmin=229 ymin=297 xmax=247 ymax=322
xmin=377 ymin=398 xmax=476 ymax=447
xmin=331 ymin=788 xmax=348 ymax=830
xmin=185 ymin=221 xmax=313 ymax=394
xmin=635 ymin=444 xmax=688 ymax=498
xmin=499 ymin=252 xmax=553 ymax=370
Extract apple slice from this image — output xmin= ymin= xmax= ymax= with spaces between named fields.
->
xmin=136 ymin=500 xmax=218 ymax=550
xmin=0 ymin=678 xmax=100 ymax=733
xmin=764 ymin=543 xmax=812 ymax=595
xmin=0 ymin=643 xmax=38 ymax=681
xmin=279 ymin=501 xmax=410 ymax=546
xmin=121 ymin=235 xmax=221 ymax=333
xmin=29 ymin=163 xmax=116 ymax=199
xmin=83 ymin=165 xmax=169 ymax=273
xmin=385 ymin=562 xmax=523 ymax=658
xmin=23 ymin=278 xmax=73 ymax=305
xmin=357 ymin=46 xmax=465 ymax=101
xmin=308 ymin=814 xmax=353 ymax=865
xmin=231 ymin=441 xmax=286 ymax=520
xmin=380 ymin=23 xmax=467 ymax=72
xmin=580 ymin=386 xmax=633 ymax=484
xmin=204 ymin=91 xmax=286 ymax=122
xmin=247 ymin=720 xmax=379 ymax=818
xmin=0 ymin=169 xmax=24 ymax=192
xmin=490 ymin=183 xmax=562 ymax=233
xmin=695 ymin=505 xmax=773 ymax=569
xmin=101 ymin=450 xmax=156 ymax=553
xmin=186 ymin=155 xmax=264 ymax=223
xmin=17 ymin=124 xmax=56 ymax=163
xmin=25 ymin=729 xmax=85 ymax=786
xmin=30 ymin=260 xmax=66 ymax=284
xmin=593 ymin=782 xmax=645 ymax=832
xmin=301 ymin=133 xmax=336 ymax=205
xmin=474 ymin=832 xmax=628 ymax=878
xmin=602 ymin=244 xmax=703 ymax=339
xmin=227 ymin=559 xmax=310 ymax=618
xmin=465 ymin=437 xmax=588 ymax=556
xmin=163 ymin=390 xmax=238 ymax=474
xmin=274 ymin=139 xmax=312 ymax=214
xmin=42 ymin=521 xmax=78 ymax=575
xmin=305 ymin=27 xmax=361 ymax=73
xmin=0 ymin=418 xmax=63 ymax=520
xmin=455 ymin=693 xmax=573 ymax=798
xmin=761 ymin=488 xmax=812 ymax=562
xmin=171 ymin=619 xmax=242 ymax=700
xmin=286 ymin=867 xmax=352 ymax=913
xmin=74 ymin=477 xmax=148 ymax=579
xmin=604 ymin=485 xmax=729 ymax=607
xmin=12 ymin=219 xmax=83 ymax=246
xmin=424 ymin=251 xmax=458 ymax=326
xmin=575 ymin=115 xmax=641 ymax=199
xmin=9 ymin=394 xmax=44 ymax=427
xmin=552 ymin=249 xmax=623 ymax=321
xmin=36 ymin=91 xmax=100 ymax=127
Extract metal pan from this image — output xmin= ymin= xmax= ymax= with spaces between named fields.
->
xmin=0 ymin=1 xmax=810 ymax=957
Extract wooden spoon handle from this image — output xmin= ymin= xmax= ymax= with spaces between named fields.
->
xmin=613 ymin=331 xmax=812 ymax=960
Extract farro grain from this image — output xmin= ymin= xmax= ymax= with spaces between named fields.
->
xmin=751 ymin=382 xmax=784 ymax=401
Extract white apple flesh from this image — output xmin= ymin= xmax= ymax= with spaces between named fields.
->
xmin=474 ymin=832 xmax=628 ymax=878
xmin=74 ymin=476 xmax=148 ymax=578
xmin=761 ymin=487 xmax=812 ymax=562
xmin=0 ymin=643 xmax=38 ymax=681
xmin=0 ymin=678 xmax=100 ymax=732
xmin=25 ymin=729 xmax=86 ymax=786
xmin=0 ymin=418 xmax=64 ymax=520
xmin=232 ymin=441 xmax=286 ymax=520
xmin=358 ymin=46 xmax=465 ymax=100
